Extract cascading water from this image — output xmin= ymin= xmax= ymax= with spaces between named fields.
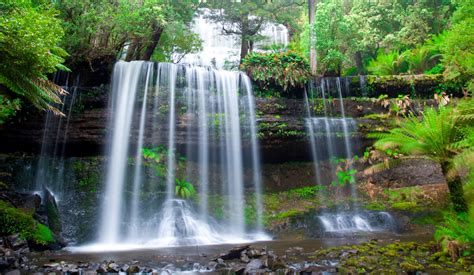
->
xmin=88 ymin=61 xmax=267 ymax=250
xmin=305 ymin=77 xmax=394 ymax=233
xmin=179 ymin=9 xmax=289 ymax=69
xmin=318 ymin=212 xmax=395 ymax=233
xmin=33 ymin=74 xmax=79 ymax=197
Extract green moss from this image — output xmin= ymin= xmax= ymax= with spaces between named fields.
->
xmin=274 ymin=209 xmax=303 ymax=220
xmin=0 ymin=200 xmax=55 ymax=245
xmin=400 ymin=261 xmax=424 ymax=272
xmin=360 ymin=113 xmax=390 ymax=120
xmin=365 ymin=202 xmax=387 ymax=211
xmin=391 ymin=201 xmax=418 ymax=210
xmin=33 ymin=223 xmax=54 ymax=244
xmin=288 ymin=185 xmax=326 ymax=199
xmin=45 ymin=199 xmax=61 ymax=234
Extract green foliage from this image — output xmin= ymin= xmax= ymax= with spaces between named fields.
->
xmin=312 ymin=0 xmax=353 ymax=75
xmin=274 ymin=209 xmax=302 ymax=220
xmin=367 ymin=51 xmax=408 ymax=76
xmin=365 ymin=202 xmax=386 ymax=211
xmin=331 ymin=169 xmax=357 ymax=187
xmin=0 ymin=200 xmax=54 ymax=245
xmin=437 ymin=0 xmax=474 ymax=93
xmin=241 ymin=51 xmax=310 ymax=91
xmin=73 ymin=159 xmax=100 ymax=192
xmin=142 ymin=146 xmax=169 ymax=178
xmin=391 ymin=201 xmax=418 ymax=211
xmin=372 ymin=99 xmax=474 ymax=212
xmin=330 ymin=158 xmax=357 ymax=187
xmin=152 ymin=21 xmax=202 ymax=63
xmin=142 ymin=146 xmax=191 ymax=199
xmin=0 ymin=0 xmax=68 ymax=115
xmin=288 ymin=185 xmax=327 ymax=199
xmin=175 ymin=178 xmax=196 ymax=199
xmin=300 ymin=0 xmax=455 ymax=76
xmin=33 ymin=223 xmax=55 ymax=245
xmin=404 ymin=47 xmax=439 ymax=74
xmin=435 ymin=211 xmax=474 ymax=246
xmin=56 ymin=0 xmax=199 ymax=63
xmin=0 ymin=96 xmax=21 ymax=124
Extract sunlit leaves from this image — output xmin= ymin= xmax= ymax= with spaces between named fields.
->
xmin=0 ymin=0 xmax=68 ymax=116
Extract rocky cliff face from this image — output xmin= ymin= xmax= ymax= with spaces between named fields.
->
xmin=0 ymin=86 xmax=405 ymax=162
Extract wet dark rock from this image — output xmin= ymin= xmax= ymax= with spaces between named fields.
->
xmin=246 ymin=248 xmax=263 ymax=258
xmin=42 ymin=188 xmax=62 ymax=236
xmin=240 ymin=253 xmax=250 ymax=263
xmin=4 ymin=269 xmax=20 ymax=275
xmin=106 ymin=262 xmax=119 ymax=273
xmin=219 ymin=245 xmax=249 ymax=260
xmin=230 ymin=264 xmax=246 ymax=274
xmin=206 ymin=261 xmax=217 ymax=270
xmin=127 ymin=264 xmax=140 ymax=273
xmin=245 ymin=258 xmax=263 ymax=272
xmin=0 ymin=259 xmax=10 ymax=271
xmin=3 ymin=235 xmax=27 ymax=250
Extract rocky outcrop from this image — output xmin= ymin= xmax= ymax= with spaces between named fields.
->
xmin=0 ymin=86 xmax=417 ymax=162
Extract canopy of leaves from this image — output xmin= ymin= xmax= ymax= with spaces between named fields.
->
xmin=300 ymin=0 xmax=455 ymax=76
xmin=56 ymin=0 xmax=199 ymax=65
xmin=0 ymin=0 xmax=68 ymax=116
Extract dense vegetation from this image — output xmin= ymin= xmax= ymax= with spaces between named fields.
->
xmin=0 ymin=0 xmax=68 ymax=119
xmin=297 ymin=0 xmax=473 ymax=93
xmin=0 ymin=0 xmax=473 ymax=271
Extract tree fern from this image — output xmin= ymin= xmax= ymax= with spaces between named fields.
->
xmin=0 ymin=1 xmax=68 ymax=117
xmin=371 ymin=100 xmax=474 ymax=212
xmin=367 ymin=51 xmax=408 ymax=76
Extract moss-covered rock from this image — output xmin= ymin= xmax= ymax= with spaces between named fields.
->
xmin=0 ymin=200 xmax=55 ymax=246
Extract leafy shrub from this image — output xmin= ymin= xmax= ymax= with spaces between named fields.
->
xmin=241 ymin=51 xmax=310 ymax=92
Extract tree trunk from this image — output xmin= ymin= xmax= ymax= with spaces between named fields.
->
xmin=142 ymin=25 xmax=164 ymax=61
xmin=308 ymin=0 xmax=317 ymax=75
xmin=355 ymin=51 xmax=364 ymax=75
xmin=125 ymin=38 xmax=139 ymax=61
xmin=240 ymin=14 xmax=251 ymax=63
xmin=240 ymin=38 xmax=250 ymax=62
xmin=441 ymin=162 xmax=468 ymax=213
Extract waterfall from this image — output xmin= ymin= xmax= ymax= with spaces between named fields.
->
xmin=179 ymin=8 xmax=289 ymax=69
xmin=305 ymin=77 xmax=394 ymax=233
xmin=304 ymin=78 xmax=357 ymax=186
xmin=33 ymin=74 xmax=79 ymax=198
xmin=318 ymin=212 xmax=395 ymax=233
xmin=95 ymin=61 xmax=267 ymax=248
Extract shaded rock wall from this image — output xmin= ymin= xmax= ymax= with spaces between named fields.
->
xmin=0 ymin=86 xmax=417 ymax=163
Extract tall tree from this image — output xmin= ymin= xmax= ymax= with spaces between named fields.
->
xmin=56 ymin=0 xmax=199 ymax=66
xmin=205 ymin=0 xmax=304 ymax=63
xmin=308 ymin=0 xmax=317 ymax=75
